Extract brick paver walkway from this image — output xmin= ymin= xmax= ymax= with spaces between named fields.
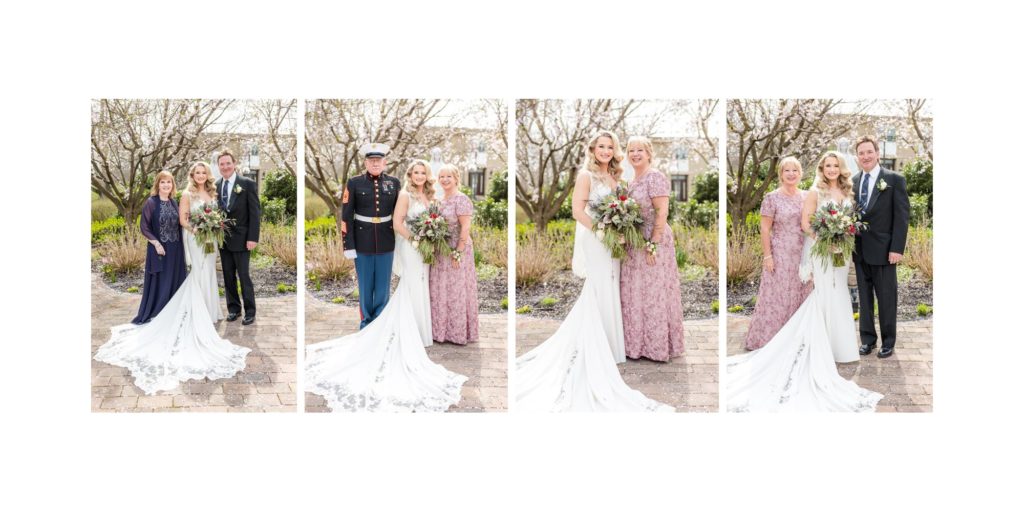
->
xmin=305 ymin=294 xmax=508 ymax=412
xmin=91 ymin=275 xmax=297 ymax=412
xmin=515 ymin=316 xmax=719 ymax=412
xmin=726 ymin=315 xmax=933 ymax=412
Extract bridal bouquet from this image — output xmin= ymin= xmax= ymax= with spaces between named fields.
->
xmin=589 ymin=185 xmax=645 ymax=259
xmin=809 ymin=200 xmax=868 ymax=267
xmin=190 ymin=205 xmax=234 ymax=254
xmin=407 ymin=204 xmax=452 ymax=264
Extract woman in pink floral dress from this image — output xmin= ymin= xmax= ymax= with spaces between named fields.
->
xmin=428 ymin=164 xmax=479 ymax=345
xmin=743 ymin=156 xmax=813 ymax=350
xmin=619 ymin=136 xmax=684 ymax=361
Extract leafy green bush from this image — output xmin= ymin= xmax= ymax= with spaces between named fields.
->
xmin=916 ymin=303 xmax=933 ymax=316
xmin=500 ymin=297 xmax=509 ymax=310
xmin=538 ymin=297 xmax=559 ymax=307
xmin=909 ymin=194 xmax=930 ymax=227
xmin=276 ymin=283 xmax=296 ymax=293
xmin=92 ymin=216 xmax=129 ymax=244
xmin=331 ymin=296 xmax=346 ymax=304
xmin=260 ymin=197 xmax=289 ymax=225
xmin=902 ymin=159 xmax=932 ymax=216
xmin=263 ymin=170 xmax=297 ymax=218
xmin=475 ymin=196 xmax=508 ymax=229
xmin=305 ymin=216 xmax=338 ymax=240
xmin=488 ymin=169 xmax=508 ymax=202
xmin=516 ymin=305 xmax=532 ymax=314
xmin=711 ymin=300 xmax=720 ymax=314
xmin=691 ymin=170 xmax=718 ymax=204
xmin=676 ymin=200 xmax=718 ymax=229
xmin=92 ymin=196 xmax=119 ymax=222
xmin=728 ymin=304 xmax=744 ymax=313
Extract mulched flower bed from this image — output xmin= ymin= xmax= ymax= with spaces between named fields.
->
xmin=516 ymin=269 xmax=719 ymax=321
xmin=727 ymin=269 xmax=933 ymax=320
xmin=91 ymin=258 xmax=298 ymax=298
xmin=307 ymin=268 xmax=509 ymax=315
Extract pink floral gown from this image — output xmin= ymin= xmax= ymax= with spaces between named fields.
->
xmin=620 ymin=171 xmax=684 ymax=361
xmin=428 ymin=193 xmax=479 ymax=344
xmin=743 ymin=189 xmax=813 ymax=350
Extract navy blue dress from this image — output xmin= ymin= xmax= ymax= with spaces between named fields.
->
xmin=131 ymin=195 xmax=187 ymax=324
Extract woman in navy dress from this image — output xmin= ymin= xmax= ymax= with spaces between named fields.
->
xmin=131 ymin=171 xmax=187 ymax=324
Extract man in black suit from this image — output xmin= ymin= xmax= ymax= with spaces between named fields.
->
xmin=852 ymin=136 xmax=910 ymax=358
xmin=215 ymin=148 xmax=261 ymax=325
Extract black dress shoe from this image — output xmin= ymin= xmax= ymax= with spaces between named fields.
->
xmin=878 ymin=347 xmax=894 ymax=359
xmin=226 ymin=312 xmax=240 ymax=322
xmin=242 ymin=316 xmax=255 ymax=325
xmin=859 ymin=344 xmax=874 ymax=356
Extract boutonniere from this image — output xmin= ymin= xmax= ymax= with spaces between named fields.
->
xmin=877 ymin=179 xmax=888 ymax=192
xmin=233 ymin=185 xmax=243 ymax=194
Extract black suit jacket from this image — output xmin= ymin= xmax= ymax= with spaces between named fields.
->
xmin=216 ymin=174 xmax=261 ymax=252
xmin=341 ymin=172 xmax=401 ymax=254
xmin=852 ymin=167 xmax=910 ymax=266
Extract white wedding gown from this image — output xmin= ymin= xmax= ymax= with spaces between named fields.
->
xmin=305 ymin=197 xmax=467 ymax=412
xmin=94 ymin=196 xmax=249 ymax=395
xmin=516 ymin=176 xmax=674 ymax=412
xmin=726 ymin=193 xmax=883 ymax=412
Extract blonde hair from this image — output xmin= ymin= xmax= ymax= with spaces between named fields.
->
xmin=776 ymin=156 xmax=803 ymax=179
xmin=437 ymin=163 xmax=461 ymax=187
xmin=584 ymin=130 xmax=624 ymax=180
xmin=626 ymin=136 xmax=655 ymax=168
xmin=187 ymin=161 xmax=218 ymax=200
xmin=814 ymin=151 xmax=854 ymax=198
xmin=150 ymin=171 xmax=178 ymax=197
xmin=404 ymin=159 xmax=436 ymax=202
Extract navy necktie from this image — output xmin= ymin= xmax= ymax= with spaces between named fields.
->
xmin=860 ymin=173 xmax=871 ymax=209
xmin=221 ymin=179 xmax=229 ymax=209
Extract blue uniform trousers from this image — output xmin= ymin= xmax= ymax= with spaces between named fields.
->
xmin=354 ymin=251 xmax=394 ymax=329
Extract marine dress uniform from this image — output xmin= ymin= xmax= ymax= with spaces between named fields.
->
xmin=342 ymin=143 xmax=402 ymax=329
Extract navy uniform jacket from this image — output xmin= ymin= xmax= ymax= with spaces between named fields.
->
xmin=341 ymin=171 xmax=401 ymax=254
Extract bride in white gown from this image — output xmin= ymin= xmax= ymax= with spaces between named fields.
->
xmin=516 ymin=131 xmax=674 ymax=412
xmin=726 ymin=151 xmax=883 ymax=412
xmin=305 ymin=160 xmax=467 ymax=412
xmin=95 ymin=162 xmax=249 ymax=395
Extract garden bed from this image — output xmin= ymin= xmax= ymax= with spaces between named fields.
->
xmin=307 ymin=265 xmax=508 ymax=315
xmin=726 ymin=267 xmax=933 ymax=320
xmin=91 ymin=256 xmax=298 ymax=298
xmin=516 ymin=268 xmax=718 ymax=321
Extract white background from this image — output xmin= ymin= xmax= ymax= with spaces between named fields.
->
xmin=0 ymin=1 xmax=1019 ymax=510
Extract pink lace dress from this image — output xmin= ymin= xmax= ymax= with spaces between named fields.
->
xmin=743 ymin=189 xmax=813 ymax=350
xmin=428 ymin=193 xmax=480 ymax=344
xmin=620 ymin=171 xmax=684 ymax=361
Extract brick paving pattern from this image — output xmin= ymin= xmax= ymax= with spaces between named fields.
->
xmin=91 ymin=275 xmax=297 ymax=412
xmin=515 ymin=316 xmax=719 ymax=412
xmin=726 ymin=315 xmax=933 ymax=412
xmin=305 ymin=294 xmax=508 ymax=412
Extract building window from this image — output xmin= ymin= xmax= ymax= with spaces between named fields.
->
xmin=469 ymin=171 xmax=486 ymax=197
xmin=671 ymin=175 xmax=688 ymax=202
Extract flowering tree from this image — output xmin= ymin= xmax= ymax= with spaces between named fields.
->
xmin=726 ymin=99 xmax=874 ymax=230
xmin=304 ymin=99 xmax=503 ymax=231
xmin=250 ymin=99 xmax=298 ymax=176
xmin=91 ymin=99 xmax=236 ymax=222
xmin=515 ymin=99 xmax=640 ymax=230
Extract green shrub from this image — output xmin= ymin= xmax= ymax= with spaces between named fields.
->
xmin=728 ymin=304 xmax=744 ymax=313
xmin=331 ymin=296 xmax=346 ymax=304
xmin=711 ymin=300 xmax=720 ymax=314
xmin=538 ymin=297 xmax=559 ymax=307
xmin=676 ymin=246 xmax=688 ymax=269
xmin=477 ymin=263 xmax=500 ymax=281
xmin=305 ymin=216 xmax=338 ymax=240
xmin=909 ymin=194 xmax=930 ymax=227
xmin=92 ymin=216 xmax=129 ymax=244
xmin=263 ymin=169 xmax=297 ymax=218
xmin=516 ymin=305 xmax=532 ymax=314
xmin=676 ymin=199 xmax=718 ymax=229
xmin=916 ymin=303 xmax=933 ymax=316
xmin=902 ymin=159 xmax=932 ymax=216
xmin=276 ymin=283 xmax=296 ymax=293
xmin=488 ymin=169 xmax=508 ymax=203
xmin=92 ymin=196 xmax=119 ymax=222
xmin=691 ymin=171 xmax=718 ymax=204
xmin=260 ymin=197 xmax=289 ymax=224
xmin=126 ymin=286 xmax=139 ymax=293
xmin=475 ymin=196 xmax=508 ymax=228
xmin=500 ymin=297 xmax=509 ymax=310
